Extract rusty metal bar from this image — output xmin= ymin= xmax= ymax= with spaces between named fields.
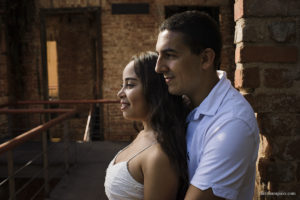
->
xmin=83 ymin=104 xmax=94 ymax=142
xmin=0 ymin=102 xmax=11 ymax=108
xmin=63 ymin=121 xmax=70 ymax=172
xmin=7 ymin=150 xmax=16 ymax=200
xmin=0 ymin=109 xmax=76 ymax=155
xmin=16 ymin=99 xmax=119 ymax=105
xmin=0 ymin=108 xmax=75 ymax=114
xmin=42 ymin=130 xmax=49 ymax=196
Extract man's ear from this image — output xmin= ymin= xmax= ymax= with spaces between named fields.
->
xmin=200 ymin=48 xmax=215 ymax=70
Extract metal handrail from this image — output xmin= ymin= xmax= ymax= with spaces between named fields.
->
xmin=0 ymin=99 xmax=119 ymax=109
xmin=0 ymin=99 xmax=119 ymax=199
xmin=0 ymin=108 xmax=76 ymax=200
xmin=0 ymin=108 xmax=76 ymax=114
xmin=15 ymin=99 xmax=119 ymax=105
xmin=0 ymin=109 xmax=76 ymax=155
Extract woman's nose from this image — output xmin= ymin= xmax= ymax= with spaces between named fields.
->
xmin=117 ymin=87 xmax=125 ymax=98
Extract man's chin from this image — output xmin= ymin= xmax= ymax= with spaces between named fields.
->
xmin=168 ymin=87 xmax=181 ymax=95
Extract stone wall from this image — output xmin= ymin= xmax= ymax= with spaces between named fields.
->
xmin=234 ymin=0 xmax=300 ymax=198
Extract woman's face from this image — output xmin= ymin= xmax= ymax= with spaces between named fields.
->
xmin=117 ymin=61 xmax=149 ymax=121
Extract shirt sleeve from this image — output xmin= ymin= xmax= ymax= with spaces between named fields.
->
xmin=190 ymin=118 xmax=257 ymax=200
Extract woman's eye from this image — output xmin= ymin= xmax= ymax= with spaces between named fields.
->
xmin=125 ymin=83 xmax=135 ymax=88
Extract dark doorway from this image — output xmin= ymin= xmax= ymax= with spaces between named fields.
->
xmin=41 ymin=8 xmax=101 ymax=101
xmin=40 ymin=8 xmax=103 ymax=141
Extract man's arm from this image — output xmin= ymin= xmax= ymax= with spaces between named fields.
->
xmin=185 ymin=119 xmax=258 ymax=200
xmin=185 ymin=185 xmax=224 ymax=200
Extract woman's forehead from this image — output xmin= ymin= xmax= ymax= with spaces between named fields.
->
xmin=123 ymin=61 xmax=138 ymax=80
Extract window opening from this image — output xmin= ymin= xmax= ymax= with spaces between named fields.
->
xmin=46 ymin=41 xmax=59 ymax=100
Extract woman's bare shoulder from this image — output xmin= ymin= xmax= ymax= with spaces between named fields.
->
xmin=142 ymin=143 xmax=178 ymax=200
xmin=143 ymin=143 xmax=174 ymax=173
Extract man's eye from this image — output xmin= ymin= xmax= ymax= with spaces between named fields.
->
xmin=165 ymin=53 xmax=175 ymax=58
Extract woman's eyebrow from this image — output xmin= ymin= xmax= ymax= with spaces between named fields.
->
xmin=125 ymin=77 xmax=138 ymax=81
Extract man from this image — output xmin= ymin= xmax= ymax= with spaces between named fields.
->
xmin=155 ymin=11 xmax=259 ymax=200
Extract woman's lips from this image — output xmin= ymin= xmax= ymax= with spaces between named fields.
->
xmin=120 ymin=102 xmax=130 ymax=111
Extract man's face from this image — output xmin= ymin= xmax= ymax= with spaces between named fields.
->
xmin=155 ymin=30 xmax=203 ymax=97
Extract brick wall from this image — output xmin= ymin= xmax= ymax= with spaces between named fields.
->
xmin=101 ymin=0 xmax=160 ymax=140
xmin=0 ymin=13 xmax=9 ymax=138
xmin=4 ymin=0 xmax=43 ymax=138
xmin=101 ymin=0 xmax=235 ymax=140
xmin=1 ymin=0 xmax=235 ymax=141
xmin=234 ymin=0 xmax=300 ymax=198
xmin=37 ymin=0 xmax=235 ymax=141
xmin=2 ymin=0 xmax=299 ymax=197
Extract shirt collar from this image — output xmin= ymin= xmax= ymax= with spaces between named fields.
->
xmin=186 ymin=71 xmax=231 ymax=122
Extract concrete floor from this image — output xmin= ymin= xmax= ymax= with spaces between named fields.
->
xmin=48 ymin=141 xmax=128 ymax=200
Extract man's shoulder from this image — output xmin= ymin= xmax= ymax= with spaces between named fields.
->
xmin=219 ymin=86 xmax=256 ymax=125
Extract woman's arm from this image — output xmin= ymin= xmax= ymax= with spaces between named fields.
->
xmin=142 ymin=144 xmax=179 ymax=200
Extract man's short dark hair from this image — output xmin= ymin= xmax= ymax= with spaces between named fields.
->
xmin=159 ymin=10 xmax=222 ymax=69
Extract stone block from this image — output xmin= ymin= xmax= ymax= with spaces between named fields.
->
xmin=269 ymin=21 xmax=296 ymax=43
xmin=244 ymin=0 xmax=288 ymax=17
xmin=236 ymin=45 xmax=298 ymax=63
xmin=234 ymin=19 xmax=243 ymax=44
xmin=297 ymin=162 xmax=300 ymax=182
xmin=234 ymin=66 xmax=260 ymax=89
xmin=268 ymin=182 xmax=299 ymax=198
xmin=264 ymin=68 xmax=293 ymax=88
xmin=235 ymin=18 xmax=296 ymax=44
xmin=248 ymin=93 xmax=297 ymax=113
xmin=258 ymin=158 xmax=296 ymax=183
xmin=257 ymin=113 xmax=299 ymax=137
xmin=87 ymin=0 xmax=100 ymax=6
xmin=287 ymin=0 xmax=300 ymax=16
xmin=234 ymin=0 xmax=243 ymax=21
xmin=235 ymin=0 xmax=300 ymax=19
xmin=286 ymin=137 xmax=300 ymax=161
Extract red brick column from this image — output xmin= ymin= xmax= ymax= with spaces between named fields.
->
xmin=234 ymin=0 xmax=300 ymax=199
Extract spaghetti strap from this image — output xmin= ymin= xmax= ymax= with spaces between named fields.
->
xmin=128 ymin=141 xmax=157 ymax=163
xmin=112 ymin=144 xmax=132 ymax=165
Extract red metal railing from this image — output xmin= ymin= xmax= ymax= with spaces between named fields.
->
xmin=0 ymin=99 xmax=118 ymax=200
xmin=0 ymin=109 xmax=76 ymax=155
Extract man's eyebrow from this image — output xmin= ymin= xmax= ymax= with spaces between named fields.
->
xmin=160 ymin=48 xmax=178 ymax=54
xmin=125 ymin=77 xmax=138 ymax=81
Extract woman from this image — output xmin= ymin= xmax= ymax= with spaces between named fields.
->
xmin=104 ymin=51 xmax=189 ymax=200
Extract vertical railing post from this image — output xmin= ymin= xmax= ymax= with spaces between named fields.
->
xmin=7 ymin=113 xmax=13 ymax=140
xmin=7 ymin=150 xmax=16 ymax=200
xmin=63 ymin=121 xmax=70 ymax=172
xmin=42 ymin=130 xmax=49 ymax=196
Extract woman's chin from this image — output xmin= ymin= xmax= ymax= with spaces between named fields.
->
xmin=123 ymin=113 xmax=132 ymax=120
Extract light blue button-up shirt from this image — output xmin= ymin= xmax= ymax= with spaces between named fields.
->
xmin=186 ymin=71 xmax=259 ymax=200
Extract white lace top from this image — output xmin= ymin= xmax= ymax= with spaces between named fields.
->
xmin=104 ymin=143 xmax=155 ymax=200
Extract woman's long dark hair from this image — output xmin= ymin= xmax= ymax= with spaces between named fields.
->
xmin=132 ymin=51 xmax=189 ymax=199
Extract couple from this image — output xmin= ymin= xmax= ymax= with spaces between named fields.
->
xmin=105 ymin=11 xmax=259 ymax=200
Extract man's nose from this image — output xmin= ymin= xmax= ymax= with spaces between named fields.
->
xmin=155 ymin=56 xmax=167 ymax=73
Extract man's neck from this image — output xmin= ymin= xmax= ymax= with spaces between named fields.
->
xmin=190 ymin=71 xmax=219 ymax=108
